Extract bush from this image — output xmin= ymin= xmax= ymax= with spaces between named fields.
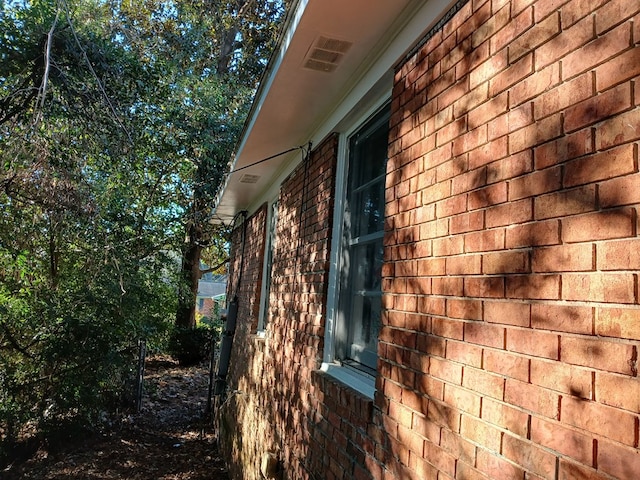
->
xmin=167 ymin=326 xmax=213 ymax=366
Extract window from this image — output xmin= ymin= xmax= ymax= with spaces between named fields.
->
xmin=333 ymin=105 xmax=390 ymax=374
xmin=258 ymin=200 xmax=278 ymax=333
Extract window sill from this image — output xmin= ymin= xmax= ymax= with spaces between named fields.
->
xmin=320 ymin=362 xmax=376 ymax=400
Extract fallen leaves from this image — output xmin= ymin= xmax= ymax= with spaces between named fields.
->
xmin=2 ymin=355 xmax=229 ymax=480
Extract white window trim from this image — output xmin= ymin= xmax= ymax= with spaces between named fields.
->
xmin=257 ymin=197 xmax=278 ymax=336
xmin=322 ymin=92 xmax=390 ymax=399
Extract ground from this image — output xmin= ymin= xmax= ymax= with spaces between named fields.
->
xmin=2 ymin=356 xmax=229 ymax=480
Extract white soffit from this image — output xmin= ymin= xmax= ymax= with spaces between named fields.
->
xmin=212 ymin=0 xmax=455 ymax=224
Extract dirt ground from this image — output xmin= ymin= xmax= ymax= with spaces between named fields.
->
xmin=2 ymin=356 xmax=229 ymax=480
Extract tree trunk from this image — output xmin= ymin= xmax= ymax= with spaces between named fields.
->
xmin=175 ymin=222 xmax=203 ymax=329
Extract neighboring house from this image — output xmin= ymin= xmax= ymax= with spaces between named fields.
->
xmin=196 ymin=274 xmax=227 ymax=321
xmin=212 ymin=1 xmax=640 ymax=479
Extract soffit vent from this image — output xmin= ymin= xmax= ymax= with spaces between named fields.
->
xmin=303 ymin=35 xmax=353 ymax=73
xmin=239 ymin=173 xmax=261 ymax=184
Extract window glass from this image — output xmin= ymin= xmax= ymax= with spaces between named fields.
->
xmin=258 ymin=200 xmax=278 ymax=331
xmin=337 ymin=105 xmax=389 ymax=372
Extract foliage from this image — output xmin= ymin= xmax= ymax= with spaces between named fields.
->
xmin=0 ymin=0 xmax=284 ymax=460
xmin=167 ymin=324 xmax=215 ymax=367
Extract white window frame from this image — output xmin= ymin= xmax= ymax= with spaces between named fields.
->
xmin=323 ymin=95 xmax=390 ymax=398
xmin=257 ymin=198 xmax=279 ymax=336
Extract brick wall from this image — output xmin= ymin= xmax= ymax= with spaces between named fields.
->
xmin=220 ymin=1 xmax=640 ymax=479
xmin=219 ymin=134 xmax=339 ymax=480
xmin=384 ymin=0 xmax=640 ymax=478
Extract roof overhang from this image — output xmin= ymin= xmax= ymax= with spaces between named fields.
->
xmin=212 ymin=0 xmax=457 ymax=224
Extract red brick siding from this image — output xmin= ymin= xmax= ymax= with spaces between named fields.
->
xmin=385 ymin=0 xmax=640 ymax=479
xmin=221 ymin=1 xmax=640 ymax=479
xmin=220 ymin=134 xmax=339 ymax=480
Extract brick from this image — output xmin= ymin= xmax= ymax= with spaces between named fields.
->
xmin=534 ymin=71 xmax=593 ymax=120
xmin=482 ymin=250 xmax=530 ymax=275
xmin=510 ymin=62 xmax=560 ymax=107
xmin=597 ymin=238 xmax=640 ymax=271
xmin=532 ymin=243 xmax=594 ymax=273
xmin=532 ymin=0 xmax=570 ymax=23
xmin=461 ymin=415 xmax=502 ymax=452
xmin=491 ymin=5 xmax=534 ymax=54
xmin=595 ymin=372 xmax=640 ymax=411
xmin=484 ymin=349 xmax=530 ymax=382
xmin=464 ymin=276 xmax=505 ymax=298
xmin=427 ymin=398 xmax=460 ymax=431
xmin=470 ymin=49 xmax=508 ymax=90
xmin=445 ymin=254 xmax=481 ymax=275
xmin=504 ymin=378 xmax=559 ymax=418
xmin=562 ymin=21 xmax=632 ymax=81
xmin=464 ymin=228 xmax=505 ymax=252
xmin=598 ymin=438 xmax=640 ymax=479
xmin=562 ymin=208 xmax=635 ymax=243
xmin=476 ymin=448 xmax=525 ymax=480
xmin=488 ymin=102 xmax=534 ymax=140
xmin=450 ymin=210 xmax=485 ymax=234
xmin=464 ymin=322 xmax=504 ymax=349
xmin=447 ymin=298 xmax=483 ymax=320
xmin=533 ymin=128 xmax=593 ymax=169
xmin=534 ymin=185 xmax=596 ymax=220
xmin=468 ymin=137 xmax=508 ymax=171
xmin=424 ymin=441 xmax=457 ymax=477
xmin=597 ymin=47 xmax=640 ymax=92
xmin=416 ymin=374 xmax=445 ymax=400
xmin=509 ymin=113 xmax=562 ymax=154
xmin=531 ymin=304 xmax=593 ymax=335
xmin=485 ymin=198 xmax=533 ymax=228
xmin=562 ymin=396 xmax=636 ymax=445
xmin=531 ymin=358 xmax=592 ymax=398
xmin=440 ymin=429 xmax=477 ymax=466
xmin=489 ymin=53 xmax=534 ymax=97
xmin=432 ymin=317 xmax=464 ymax=340
xmin=471 ymin=3 xmax=510 ymax=49
xmin=506 ymin=274 xmax=560 ymax=300
xmin=444 ymin=383 xmax=481 ymax=416
xmin=599 ymin=173 xmax=640 ymax=208
xmin=535 ymin=14 xmax=594 ymax=70
xmin=468 ymin=91 xmax=508 ymax=127
xmin=509 ymin=166 xmax=561 ymax=201
xmin=436 ymin=117 xmax=467 ymax=147
xmin=596 ymin=108 xmax=640 ymax=149
xmin=564 ymin=143 xmax=635 ymax=188
xmin=596 ymin=0 xmax=640 ymax=34
xmin=531 ymin=417 xmax=593 ymax=465
xmin=432 ymin=276 xmax=464 ymax=296
xmin=486 ymin=150 xmax=533 ymax=184
xmin=454 ymin=83 xmax=490 ymax=120
xmin=507 ymin=328 xmax=559 ymax=360
xmin=561 ymin=0 xmax=608 ymax=29
xmin=505 ymin=219 xmax=560 ymax=248
xmin=596 ymin=307 xmax=640 ymax=341
xmin=484 ymin=300 xmax=530 ymax=327
xmin=509 ymin=12 xmax=560 ymax=63
xmin=502 ymin=433 xmax=557 ymax=480
xmin=561 ymin=335 xmax=635 ymax=375
xmin=481 ymin=397 xmax=529 ymax=437
xmin=452 ymin=165 xmax=485 ymax=195
xmin=558 ymin=460 xmax=610 ymax=480
xmin=462 ymin=366 xmax=505 ymax=399
xmin=429 ymin=356 xmax=463 ymax=385
xmin=436 ymin=192 xmax=468 ymax=217
xmin=564 ymin=82 xmax=633 ymax=133
xmin=446 ymin=339 xmax=483 ymax=367
xmin=468 ymin=182 xmax=508 ymax=210
xmin=562 ymin=272 xmax=635 ymax=303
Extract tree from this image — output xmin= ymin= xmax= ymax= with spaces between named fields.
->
xmin=0 ymin=0 xmax=285 ymax=456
